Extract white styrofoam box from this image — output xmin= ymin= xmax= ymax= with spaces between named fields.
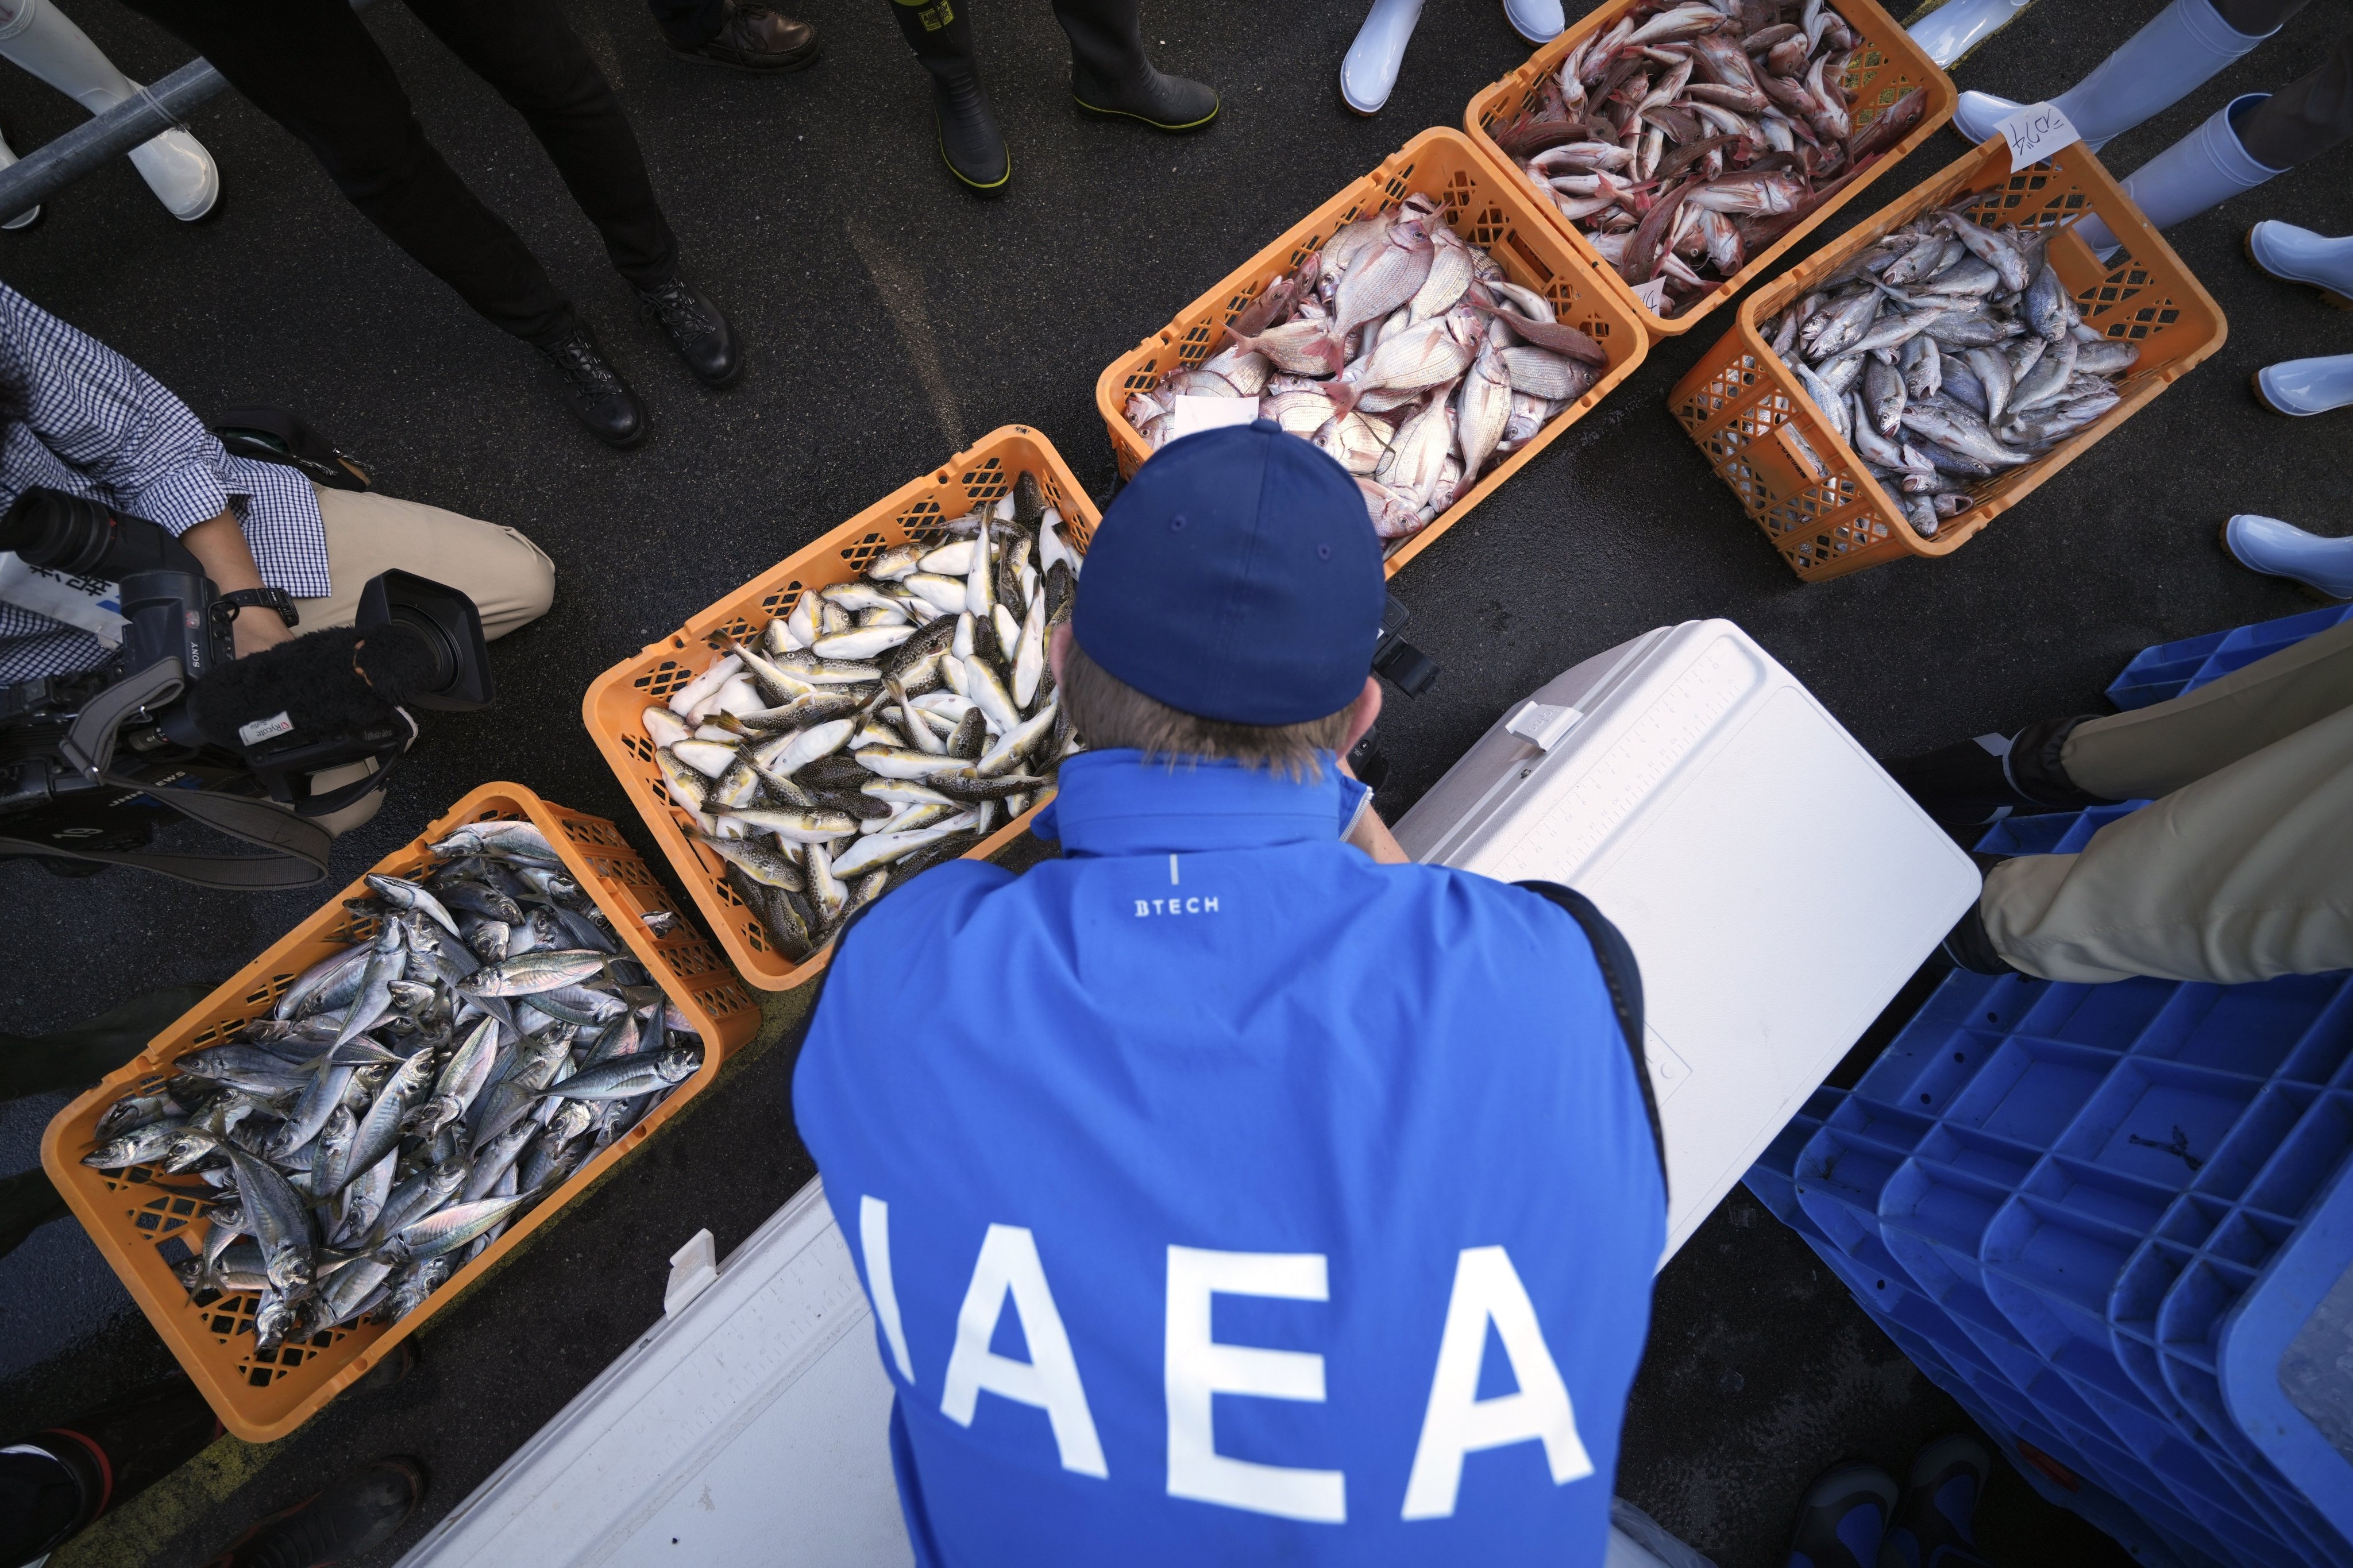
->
xmin=1394 ymin=620 xmax=1980 ymax=1262
xmin=400 ymin=1181 xmax=1706 ymax=1565
xmin=396 ymin=1179 xmax=913 ymax=1568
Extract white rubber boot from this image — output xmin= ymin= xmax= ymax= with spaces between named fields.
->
xmin=2252 ymin=352 xmax=2353 ymax=416
xmin=0 ymin=0 xmax=218 ymax=221
xmin=2246 ymin=220 xmax=2353 ymax=307
xmin=0 ymin=124 xmax=40 ymax=229
xmin=1341 ymin=0 xmax=1424 ymax=113
xmin=2224 ymin=514 xmax=2353 ymax=599
xmin=2076 ymin=94 xmax=2286 ymax=255
xmin=1949 ymin=0 xmax=2274 ymax=149
xmin=1907 ymin=0 xmax=2036 ymax=72
xmin=1502 ymin=0 xmax=1563 ymax=45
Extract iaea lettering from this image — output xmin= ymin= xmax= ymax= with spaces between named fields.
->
xmin=857 ymin=1199 xmax=1591 ymax=1523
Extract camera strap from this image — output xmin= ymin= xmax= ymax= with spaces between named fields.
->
xmin=0 ymin=658 xmax=334 ymax=889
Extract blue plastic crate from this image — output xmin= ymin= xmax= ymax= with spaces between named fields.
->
xmin=1741 ymin=609 xmax=2353 ymax=1568
xmin=2107 ymin=604 xmax=2353 ymax=710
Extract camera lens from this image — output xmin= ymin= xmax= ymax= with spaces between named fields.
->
xmin=384 ymin=611 xmax=460 ymax=694
xmin=0 ymin=490 xmax=119 ymax=576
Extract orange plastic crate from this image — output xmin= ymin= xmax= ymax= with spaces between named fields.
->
xmin=581 ymin=424 xmax=1096 ymax=992
xmin=39 ymin=784 xmax=758 ymax=1442
xmin=1091 ymin=127 xmax=1646 ymax=580
xmin=1463 ymin=0 xmax=1954 ymax=337
xmin=1668 ymin=137 xmax=2227 ymax=580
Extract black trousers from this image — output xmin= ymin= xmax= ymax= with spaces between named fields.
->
xmin=646 ymin=0 xmax=727 ymax=46
xmin=124 ymin=0 xmax=680 ymax=347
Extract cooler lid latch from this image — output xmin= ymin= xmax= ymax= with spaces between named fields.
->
xmin=1505 ymin=701 xmax=1585 ymax=752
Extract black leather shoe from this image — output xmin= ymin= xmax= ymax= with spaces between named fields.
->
xmin=221 ymin=1457 xmax=423 ymax=1568
xmin=538 ymin=327 xmax=646 ymax=449
xmin=1055 ymin=0 xmax=1218 ymax=130
xmin=670 ymin=0 xmax=820 ymax=73
xmin=1883 ymin=715 xmax=2106 ymax=828
xmin=890 ymin=0 xmax=1010 ymax=194
xmin=638 ymin=276 xmax=742 ymax=388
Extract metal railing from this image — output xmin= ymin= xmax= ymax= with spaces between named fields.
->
xmin=0 ymin=1 xmax=373 ymax=222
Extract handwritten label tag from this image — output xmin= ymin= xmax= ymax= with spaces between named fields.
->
xmin=1164 ymin=394 xmax=1262 ymax=442
xmin=1631 ymin=277 xmax=1671 ymax=312
xmin=1994 ymin=101 xmax=2081 ymax=172
xmin=0 ymin=553 xmax=126 ymax=644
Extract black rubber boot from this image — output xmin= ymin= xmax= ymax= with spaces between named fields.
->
xmin=216 ymin=1457 xmax=425 ymax=1568
xmin=0 ymin=1372 xmax=221 ymax=1562
xmin=1879 ymin=1433 xmax=1997 ymax=1567
xmin=1053 ymin=0 xmax=1217 ymax=130
xmin=889 ymin=0 xmax=1009 ymax=195
xmin=1883 ymin=716 xmax=2107 ymax=828
xmin=1787 ymin=1461 xmax=1899 ymax=1568
xmin=637 ymin=275 xmax=743 ymax=388
xmin=537 ymin=326 xmax=647 ymax=450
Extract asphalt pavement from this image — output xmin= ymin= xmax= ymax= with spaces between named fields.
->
xmin=1 ymin=0 xmax=2346 ymax=1561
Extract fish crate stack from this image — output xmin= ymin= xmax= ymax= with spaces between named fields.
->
xmin=40 ymin=784 xmax=759 ymax=1442
xmin=1746 ymin=616 xmax=2353 ymax=1568
xmin=1669 ymin=137 xmax=2226 ymax=580
xmin=1092 ymin=127 xmax=1646 ymax=579
xmin=581 ymin=425 xmax=1094 ymax=992
xmin=1461 ymin=0 xmax=1953 ymax=339
xmin=2105 ymin=603 xmax=2353 ymax=712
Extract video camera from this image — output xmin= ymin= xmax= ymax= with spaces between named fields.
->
xmin=0 ymin=488 xmax=493 ymax=878
xmin=1346 ymin=593 xmax=1441 ymax=794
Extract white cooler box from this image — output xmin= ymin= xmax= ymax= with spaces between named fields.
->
xmin=1394 ymin=619 xmax=1980 ymax=1261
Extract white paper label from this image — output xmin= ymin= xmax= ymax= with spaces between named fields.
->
xmin=238 ymin=710 xmax=295 ymax=746
xmin=1994 ymin=101 xmax=2081 ymax=172
xmin=1631 ymin=277 xmax=1671 ymax=312
xmin=1165 ymin=395 xmax=1263 ymax=442
xmin=0 ymin=552 xmax=126 ymax=644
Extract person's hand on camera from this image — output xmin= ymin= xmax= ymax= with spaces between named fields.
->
xmin=231 ymin=609 xmax=294 ymax=659
xmin=180 ymin=508 xmax=296 ymax=660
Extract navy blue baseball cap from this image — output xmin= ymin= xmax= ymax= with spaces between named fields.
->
xmin=1073 ymin=420 xmax=1385 ymax=726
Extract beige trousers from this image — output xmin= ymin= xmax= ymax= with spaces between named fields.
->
xmin=1982 ymin=618 xmax=2353 ymax=984
xmin=295 ymin=483 xmax=556 ymax=640
xmin=294 ymin=483 xmax=556 ymax=833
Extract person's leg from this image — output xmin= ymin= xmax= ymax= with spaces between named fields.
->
xmin=205 ymin=1458 xmax=423 ymax=1568
xmin=655 ymin=0 xmax=820 ymax=74
xmin=1950 ymin=0 xmax=2298 ymax=147
xmin=402 ymin=0 xmax=743 ymax=388
xmin=2222 ymin=514 xmax=2353 ymax=599
xmin=1980 ymin=702 xmax=2353 ymax=983
xmin=1 ymin=1373 xmax=222 ymax=1564
xmin=293 ymin=484 xmax=555 ymax=640
xmin=2069 ymin=28 xmax=2353 ymax=256
xmin=122 ymin=0 xmax=572 ymax=346
xmin=1052 ymin=0 xmax=1218 ymax=132
xmin=2238 ymin=25 xmax=2353 ymax=168
xmin=400 ymin=0 xmax=674 ymax=289
xmin=0 ymin=0 xmax=219 ymax=219
xmin=1888 ymin=616 xmax=2353 ymax=822
xmin=2061 ymin=614 xmax=2353 ymax=799
xmin=646 ymin=0 xmax=727 ymax=45
xmin=889 ymin=0 xmax=1010 ymax=195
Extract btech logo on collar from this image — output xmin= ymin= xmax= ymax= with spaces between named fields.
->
xmin=1135 ymin=852 xmax=1218 ymax=916
xmin=1135 ymin=895 xmax=1218 ymax=918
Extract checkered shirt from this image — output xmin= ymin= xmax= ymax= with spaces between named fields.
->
xmin=0 ymin=282 xmax=329 ymax=683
